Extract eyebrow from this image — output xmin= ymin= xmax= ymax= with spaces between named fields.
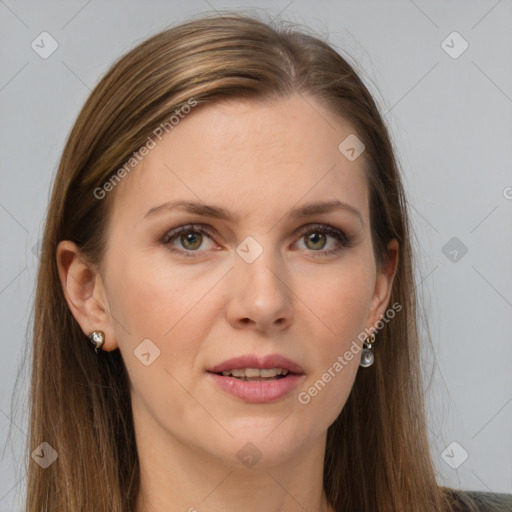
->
xmin=144 ymin=199 xmax=363 ymax=225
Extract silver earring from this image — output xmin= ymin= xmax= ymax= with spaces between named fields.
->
xmin=360 ymin=332 xmax=376 ymax=368
xmin=88 ymin=330 xmax=105 ymax=354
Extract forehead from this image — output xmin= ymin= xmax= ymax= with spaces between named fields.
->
xmin=109 ymin=94 xmax=369 ymax=226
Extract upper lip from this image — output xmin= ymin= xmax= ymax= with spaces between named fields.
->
xmin=208 ymin=354 xmax=305 ymax=375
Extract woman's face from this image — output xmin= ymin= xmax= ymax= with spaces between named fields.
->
xmin=86 ymin=94 xmax=397 ymax=467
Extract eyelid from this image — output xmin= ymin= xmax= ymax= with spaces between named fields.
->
xmin=293 ymin=222 xmax=349 ymax=243
xmin=160 ymin=223 xmax=217 ymax=245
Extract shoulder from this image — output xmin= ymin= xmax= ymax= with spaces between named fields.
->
xmin=442 ymin=487 xmax=512 ymax=512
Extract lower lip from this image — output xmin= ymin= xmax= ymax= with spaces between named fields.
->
xmin=207 ymin=372 xmax=305 ymax=403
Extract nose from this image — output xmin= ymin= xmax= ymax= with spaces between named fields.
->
xmin=225 ymin=246 xmax=294 ymax=333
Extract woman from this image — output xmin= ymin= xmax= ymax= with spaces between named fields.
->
xmin=25 ymin=12 xmax=511 ymax=512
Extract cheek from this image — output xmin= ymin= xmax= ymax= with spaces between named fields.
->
xmin=293 ymin=256 xmax=374 ymax=418
xmin=295 ymin=256 xmax=375 ymax=346
xmin=106 ymin=250 xmax=228 ymax=404
xmin=107 ymin=247 xmax=222 ymax=341
xmin=107 ymin=254 xmax=214 ymax=423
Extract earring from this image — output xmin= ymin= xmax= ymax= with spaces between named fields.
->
xmin=88 ymin=330 xmax=105 ymax=354
xmin=360 ymin=332 xmax=376 ymax=368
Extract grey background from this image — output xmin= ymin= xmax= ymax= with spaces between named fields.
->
xmin=1 ymin=0 xmax=511 ymax=509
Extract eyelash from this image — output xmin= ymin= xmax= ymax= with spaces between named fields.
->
xmin=160 ymin=223 xmax=354 ymax=258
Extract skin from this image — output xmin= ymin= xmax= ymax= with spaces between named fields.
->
xmin=57 ymin=93 xmax=398 ymax=512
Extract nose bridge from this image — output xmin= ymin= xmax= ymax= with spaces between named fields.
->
xmin=228 ymin=234 xmax=293 ymax=329
xmin=236 ymin=236 xmax=286 ymax=297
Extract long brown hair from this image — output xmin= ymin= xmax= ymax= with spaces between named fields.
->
xmin=17 ymin=11 xmax=503 ymax=512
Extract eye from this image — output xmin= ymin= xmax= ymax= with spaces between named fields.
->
xmin=160 ymin=224 xmax=217 ymax=256
xmin=294 ymin=223 xmax=353 ymax=257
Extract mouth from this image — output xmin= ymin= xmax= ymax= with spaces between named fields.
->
xmin=207 ymin=353 xmax=305 ymax=376
xmin=206 ymin=354 xmax=305 ymax=403
xmin=208 ymin=367 xmax=297 ymax=382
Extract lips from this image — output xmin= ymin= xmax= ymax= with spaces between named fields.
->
xmin=207 ymin=354 xmax=305 ymax=403
xmin=207 ymin=354 xmax=305 ymax=375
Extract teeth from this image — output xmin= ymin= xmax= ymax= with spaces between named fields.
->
xmin=221 ymin=368 xmax=290 ymax=378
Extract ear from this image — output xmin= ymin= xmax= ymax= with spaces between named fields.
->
xmin=56 ymin=240 xmax=118 ymax=351
xmin=366 ymin=238 xmax=399 ymax=332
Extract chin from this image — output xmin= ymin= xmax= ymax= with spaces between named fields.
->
xmin=204 ymin=421 xmax=312 ymax=468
